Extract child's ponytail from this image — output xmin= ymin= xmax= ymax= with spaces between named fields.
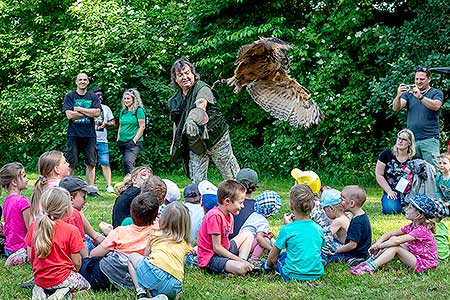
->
xmin=34 ymin=187 xmax=71 ymax=258
xmin=31 ymin=176 xmax=47 ymax=217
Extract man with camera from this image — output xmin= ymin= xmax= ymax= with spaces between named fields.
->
xmin=392 ymin=66 xmax=444 ymax=167
xmin=92 ymin=87 xmax=116 ymax=193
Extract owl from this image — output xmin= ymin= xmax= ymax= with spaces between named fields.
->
xmin=224 ymin=37 xmax=323 ymax=128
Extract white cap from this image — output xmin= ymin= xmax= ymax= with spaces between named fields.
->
xmin=198 ymin=180 xmax=218 ymax=195
xmin=162 ymin=179 xmax=180 ymax=203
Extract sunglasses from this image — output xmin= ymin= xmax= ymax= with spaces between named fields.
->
xmin=126 ymin=89 xmax=136 ymax=97
xmin=415 ymin=66 xmax=430 ymax=75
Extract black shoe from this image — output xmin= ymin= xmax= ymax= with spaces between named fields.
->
xmin=87 ymin=192 xmax=101 ymax=197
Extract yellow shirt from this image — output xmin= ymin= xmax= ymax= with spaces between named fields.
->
xmin=148 ymin=231 xmax=192 ymax=281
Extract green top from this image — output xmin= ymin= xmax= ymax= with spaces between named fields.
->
xmin=118 ymin=107 xmax=145 ymax=142
xmin=435 ymin=221 xmax=450 ymax=261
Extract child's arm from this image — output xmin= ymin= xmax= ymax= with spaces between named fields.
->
xmin=71 ymin=252 xmax=82 ymax=271
xmin=211 ymin=234 xmax=244 ymax=262
xmin=256 ymin=232 xmax=272 ymax=251
xmin=330 ymin=218 xmax=343 ymax=236
xmin=374 ymin=231 xmax=414 ymax=252
xmin=143 ymin=238 xmax=152 ymax=257
xmin=90 ymin=244 xmax=109 ymax=257
xmin=335 ymin=241 xmax=358 ymax=253
xmin=80 ymin=211 xmax=105 ymax=244
xmin=22 ymin=207 xmax=31 ymax=230
xmin=266 ymin=246 xmax=281 ymax=268
xmin=369 ymin=229 xmax=403 ymax=254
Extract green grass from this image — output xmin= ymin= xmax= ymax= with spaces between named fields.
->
xmin=1 ymin=172 xmax=450 ymax=300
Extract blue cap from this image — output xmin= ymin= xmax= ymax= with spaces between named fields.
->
xmin=202 ymin=194 xmax=218 ymax=211
xmin=321 ymin=189 xmax=341 ymax=207
xmin=184 ymin=183 xmax=200 ymax=199
xmin=409 ymin=194 xmax=436 ymax=219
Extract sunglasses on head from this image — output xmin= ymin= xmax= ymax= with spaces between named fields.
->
xmin=415 ymin=66 xmax=430 ymax=75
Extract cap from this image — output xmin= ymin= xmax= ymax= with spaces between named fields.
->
xmin=321 ymin=189 xmax=341 ymax=207
xmin=198 ymin=180 xmax=218 ymax=195
xmin=409 ymin=194 xmax=436 ymax=219
xmin=255 ymin=190 xmax=282 ymax=218
xmin=202 ymin=194 xmax=218 ymax=211
xmin=162 ymin=179 xmax=180 ymax=203
xmin=59 ymin=176 xmax=89 ymax=193
xmin=92 ymin=86 xmax=102 ymax=93
xmin=235 ymin=168 xmax=258 ymax=186
xmin=184 ymin=183 xmax=200 ymax=199
xmin=290 ymin=169 xmax=321 ymax=194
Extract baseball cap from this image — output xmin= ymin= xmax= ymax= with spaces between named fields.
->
xmin=255 ymin=190 xmax=282 ymax=218
xmin=321 ymin=189 xmax=341 ymax=207
xmin=202 ymin=194 xmax=218 ymax=211
xmin=408 ymin=194 xmax=436 ymax=219
xmin=162 ymin=179 xmax=180 ymax=203
xmin=184 ymin=183 xmax=200 ymax=199
xmin=92 ymin=86 xmax=102 ymax=93
xmin=290 ymin=169 xmax=321 ymax=194
xmin=198 ymin=180 xmax=218 ymax=195
xmin=235 ymin=168 xmax=258 ymax=186
xmin=59 ymin=176 xmax=89 ymax=193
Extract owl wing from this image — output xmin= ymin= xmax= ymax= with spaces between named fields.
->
xmin=246 ymin=72 xmax=323 ymax=128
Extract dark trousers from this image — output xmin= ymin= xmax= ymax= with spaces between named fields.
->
xmin=118 ymin=140 xmax=143 ymax=174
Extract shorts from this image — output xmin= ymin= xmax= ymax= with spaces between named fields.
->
xmin=96 ymin=142 xmax=110 ymax=166
xmin=205 ymin=240 xmax=239 ymax=273
xmin=66 ymin=136 xmax=97 ymax=167
xmin=136 ymin=258 xmax=182 ymax=299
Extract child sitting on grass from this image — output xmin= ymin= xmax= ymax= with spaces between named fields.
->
xmin=81 ymin=192 xmax=159 ymax=290
xmin=239 ymin=190 xmax=281 ymax=262
xmin=266 ymin=184 xmax=325 ymax=281
xmin=197 ymin=180 xmax=254 ymax=275
xmin=351 ymin=194 xmax=438 ymax=275
xmin=321 ymin=188 xmax=350 ymax=247
xmin=128 ymin=202 xmax=192 ymax=300
xmin=434 ymin=153 xmax=450 ymax=261
xmin=1 ymin=162 xmax=31 ymax=266
xmin=27 ymin=187 xmax=90 ymax=299
xmin=329 ymin=185 xmax=372 ymax=266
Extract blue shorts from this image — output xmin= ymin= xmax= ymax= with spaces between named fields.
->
xmin=205 ymin=240 xmax=239 ymax=273
xmin=136 ymin=257 xmax=182 ymax=299
xmin=96 ymin=142 xmax=110 ymax=166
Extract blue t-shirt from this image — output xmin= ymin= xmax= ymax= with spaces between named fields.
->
xmin=344 ymin=213 xmax=372 ymax=259
xmin=401 ymin=87 xmax=443 ymax=140
xmin=436 ymin=173 xmax=450 ymax=202
xmin=275 ymin=219 xmax=325 ymax=281
xmin=229 ymin=198 xmax=255 ymax=239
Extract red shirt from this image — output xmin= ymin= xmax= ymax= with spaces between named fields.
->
xmin=197 ymin=206 xmax=233 ymax=267
xmin=25 ymin=220 xmax=85 ymax=288
xmin=63 ymin=209 xmax=85 ymax=237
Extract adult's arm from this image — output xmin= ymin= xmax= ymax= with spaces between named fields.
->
xmin=411 ymin=87 xmax=442 ymax=111
xmin=65 ymin=110 xmax=86 ymax=120
xmin=375 ymin=160 xmax=397 ymax=199
xmin=392 ymin=85 xmax=408 ymax=112
xmin=132 ymin=118 xmax=145 ymax=144
xmin=170 ymin=122 xmax=177 ymax=156
xmin=74 ymin=106 xmax=101 ymax=118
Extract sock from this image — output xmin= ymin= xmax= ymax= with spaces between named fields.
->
xmin=136 ymin=287 xmax=145 ymax=295
xmin=365 ymin=259 xmax=378 ymax=271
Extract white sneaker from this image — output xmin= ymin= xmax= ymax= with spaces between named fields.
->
xmin=32 ymin=286 xmax=47 ymax=300
xmin=47 ymin=287 xmax=70 ymax=300
xmin=106 ymin=185 xmax=115 ymax=193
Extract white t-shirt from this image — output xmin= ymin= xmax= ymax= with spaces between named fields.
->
xmin=239 ymin=212 xmax=269 ymax=236
xmin=95 ymin=104 xmax=114 ymax=142
xmin=184 ymin=202 xmax=204 ymax=245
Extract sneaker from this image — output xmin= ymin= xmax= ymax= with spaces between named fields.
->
xmin=346 ymin=257 xmax=365 ymax=267
xmin=32 ymin=286 xmax=47 ymax=300
xmin=87 ymin=191 xmax=101 ymax=198
xmin=106 ymin=185 xmax=115 ymax=193
xmin=5 ymin=248 xmax=28 ymax=266
xmin=47 ymin=287 xmax=70 ymax=300
xmin=20 ymin=277 xmax=35 ymax=288
xmin=350 ymin=262 xmax=374 ymax=275
xmin=248 ymin=258 xmax=264 ymax=270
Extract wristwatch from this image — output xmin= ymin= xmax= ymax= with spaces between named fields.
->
xmin=418 ymin=94 xmax=424 ymax=100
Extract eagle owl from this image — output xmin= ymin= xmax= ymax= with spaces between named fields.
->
xmin=224 ymin=37 xmax=323 ymax=128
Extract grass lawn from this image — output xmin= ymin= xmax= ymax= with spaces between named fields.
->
xmin=1 ymin=172 xmax=450 ymax=300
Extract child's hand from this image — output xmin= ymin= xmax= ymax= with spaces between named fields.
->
xmin=368 ymin=243 xmax=380 ymax=255
xmin=283 ymin=213 xmax=293 ymax=224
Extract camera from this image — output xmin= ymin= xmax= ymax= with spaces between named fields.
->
xmin=401 ymin=84 xmax=416 ymax=91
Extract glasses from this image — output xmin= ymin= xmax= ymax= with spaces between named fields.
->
xmin=397 ymin=136 xmax=409 ymax=142
xmin=415 ymin=66 xmax=430 ymax=75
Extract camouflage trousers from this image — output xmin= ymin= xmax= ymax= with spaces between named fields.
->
xmin=189 ymin=131 xmax=240 ymax=183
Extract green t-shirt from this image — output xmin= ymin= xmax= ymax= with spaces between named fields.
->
xmin=435 ymin=221 xmax=450 ymax=261
xmin=118 ymin=107 xmax=145 ymax=142
xmin=275 ymin=219 xmax=325 ymax=281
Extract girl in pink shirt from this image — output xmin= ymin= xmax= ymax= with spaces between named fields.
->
xmin=0 ymin=162 xmax=31 ymax=266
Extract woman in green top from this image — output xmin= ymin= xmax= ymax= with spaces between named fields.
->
xmin=117 ymin=88 xmax=145 ymax=174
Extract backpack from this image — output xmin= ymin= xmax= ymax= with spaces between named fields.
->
xmin=121 ymin=107 xmax=150 ymax=137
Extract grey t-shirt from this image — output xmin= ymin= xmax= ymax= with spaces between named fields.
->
xmin=239 ymin=212 xmax=269 ymax=236
xmin=401 ymin=87 xmax=443 ymax=140
xmin=95 ymin=104 xmax=114 ymax=143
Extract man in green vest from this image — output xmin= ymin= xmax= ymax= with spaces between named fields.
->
xmin=168 ymin=58 xmax=240 ymax=183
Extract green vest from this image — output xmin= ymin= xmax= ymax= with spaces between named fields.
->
xmin=168 ymin=81 xmax=228 ymax=157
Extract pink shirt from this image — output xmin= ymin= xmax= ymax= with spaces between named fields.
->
xmin=401 ymin=223 xmax=438 ymax=272
xmin=197 ymin=207 xmax=233 ymax=267
xmin=3 ymin=194 xmax=30 ymax=252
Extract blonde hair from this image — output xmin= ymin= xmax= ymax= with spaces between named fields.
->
xmin=392 ymin=128 xmax=416 ymax=159
xmin=439 ymin=152 xmax=450 ymax=162
xmin=122 ymin=88 xmax=144 ymax=113
xmin=116 ymin=165 xmax=153 ymax=194
xmin=34 ymin=187 xmax=71 ymax=258
xmin=0 ymin=162 xmax=24 ymax=194
xmin=158 ymin=202 xmax=191 ymax=244
xmin=290 ymin=184 xmax=315 ymax=215
xmin=141 ymin=176 xmax=167 ymax=205
xmin=31 ymin=151 xmax=65 ymax=218
xmin=342 ymin=185 xmax=367 ymax=207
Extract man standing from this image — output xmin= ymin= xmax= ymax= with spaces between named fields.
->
xmin=168 ymin=58 xmax=240 ymax=183
xmin=62 ymin=73 xmax=101 ymax=195
xmin=392 ymin=66 xmax=444 ymax=167
xmin=92 ymin=87 xmax=115 ymax=193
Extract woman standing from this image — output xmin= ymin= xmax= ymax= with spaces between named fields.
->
xmin=117 ymin=89 xmax=145 ymax=175
xmin=375 ymin=129 xmax=416 ymax=214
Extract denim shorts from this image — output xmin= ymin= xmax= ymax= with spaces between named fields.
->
xmin=205 ymin=240 xmax=239 ymax=273
xmin=96 ymin=142 xmax=110 ymax=166
xmin=136 ymin=258 xmax=182 ymax=299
